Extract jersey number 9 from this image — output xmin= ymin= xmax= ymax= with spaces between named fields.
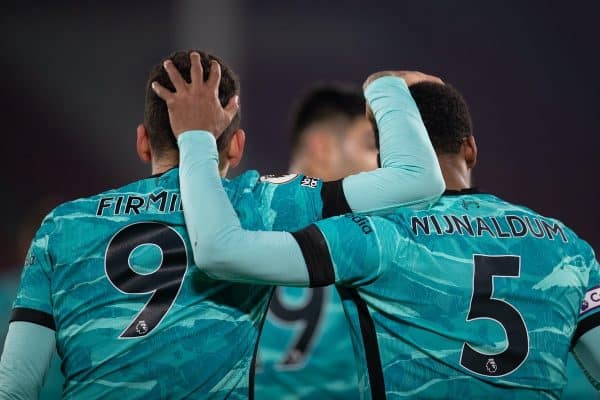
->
xmin=104 ymin=222 xmax=188 ymax=338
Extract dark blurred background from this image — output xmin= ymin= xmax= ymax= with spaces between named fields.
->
xmin=0 ymin=0 xmax=598 ymax=269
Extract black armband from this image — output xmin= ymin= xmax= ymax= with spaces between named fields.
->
xmin=10 ymin=307 xmax=56 ymax=330
xmin=291 ymin=225 xmax=335 ymax=287
xmin=321 ymin=180 xmax=352 ymax=218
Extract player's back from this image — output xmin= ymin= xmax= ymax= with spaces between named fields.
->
xmin=14 ymin=168 xmax=273 ymax=399
xmin=347 ymin=190 xmax=597 ymax=399
xmin=255 ymin=286 xmax=360 ymax=399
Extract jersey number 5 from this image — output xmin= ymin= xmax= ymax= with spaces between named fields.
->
xmin=460 ymin=255 xmax=529 ymax=377
xmin=104 ymin=222 xmax=187 ymax=338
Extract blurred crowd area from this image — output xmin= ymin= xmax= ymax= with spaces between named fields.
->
xmin=0 ymin=2 xmax=598 ymax=398
xmin=1 ymin=1 xmax=599 ymax=273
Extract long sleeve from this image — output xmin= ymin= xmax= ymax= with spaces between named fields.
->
xmin=343 ymin=76 xmax=444 ymax=213
xmin=178 ymin=132 xmax=310 ymax=285
xmin=178 ymin=75 xmax=443 ymax=285
xmin=0 ymin=322 xmax=56 ymax=399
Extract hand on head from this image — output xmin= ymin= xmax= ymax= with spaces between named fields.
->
xmin=151 ymin=52 xmax=240 ymax=139
xmin=363 ymin=70 xmax=443 ymax=90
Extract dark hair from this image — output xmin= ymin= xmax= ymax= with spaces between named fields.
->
xmin=290 ymin=84 xmax=365 ymax=151
xmin=409 ymin=82 xmax=473 ymax=154
xmin=144 ymin=50 xmax=240 ymax=156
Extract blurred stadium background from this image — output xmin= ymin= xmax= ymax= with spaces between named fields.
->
xmin=0 ymin=1 xmax=598 ymax=397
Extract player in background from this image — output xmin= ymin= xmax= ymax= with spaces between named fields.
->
xmin=0 ymin=52 xmax=444 ymax=399
xmin=171 ymin=75 xmax=600 ymax=398
xmin=288 ymin=85 xmax=378 ymax=181
xmin=256 ymin=86 xmax=373 ymax=399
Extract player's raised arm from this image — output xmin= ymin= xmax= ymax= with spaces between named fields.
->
xmin=341 ymin=71 xmax=445 ymax=213
xmin=152 ymin=56 xmax=439 ymax=283
xmin=151 ymin=58 xmax=382 ymax=285
xmin=177 ymin=129 xmax=385 ymax=286
xmin=172 ymin=63 xmax=445 ymax=230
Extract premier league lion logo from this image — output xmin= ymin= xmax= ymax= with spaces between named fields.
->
xmin=136 ymin=320 xmax=149 ymax=336
xmin=486 ymin=358 xmax=498 ymax=374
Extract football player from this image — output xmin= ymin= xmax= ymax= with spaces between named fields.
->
xmin=0 ymin=51 xmax=443 ymax=399
xmin=257 ymin=85 xmax=372 ymax=399
xmin=172 ymin=71 xmax=600 ymax=398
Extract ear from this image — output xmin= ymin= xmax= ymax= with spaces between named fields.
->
xmin=463 ymin=135 xmax=478 ymax=169
xmin=137 ymin=124 xmax=152 ymax=164
xmin=226 ymin=129 xmax=246 ymax=169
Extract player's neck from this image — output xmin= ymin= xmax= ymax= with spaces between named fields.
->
xmin=151 ymin=156 xmax=228 ymax=178
xmin=151 ymin=156 xmax=179 ymax=175
xmin=437 ymin=155 xmax=472 ymax=191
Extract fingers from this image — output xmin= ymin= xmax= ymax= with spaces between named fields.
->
xmin=207 ymin=60 xmax=222 ymax=94
xmin=364 ymin=70 xmax=444 ymax=89
xmin=151 ymin=81 xmax=174 ymax=102
xmin=421 ymin=73 xmax=444 ymax=85
xmin=406 ymin=71 xmax=444 ymax=86
xmin=224 ymin=95 xmax=240 ymax=119
xmin=190 ymin=52 xmax=204 ymax=85
xmin=163 ymin=59 xmax=187 ymax=91
xmin=363 ymin=71 xmax=389 ymax=90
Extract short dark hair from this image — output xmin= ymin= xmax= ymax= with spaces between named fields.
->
xmin=409 ymin=82 xmax=473 ymax=154
xmin=290 ymin=84 xmax=365 ymax=151
xmin=144 ymin=50 xmax=240 ymax=157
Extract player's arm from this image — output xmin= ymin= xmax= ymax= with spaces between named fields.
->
xmin=0 ymin=323 xmax=56 ymax=399
xmin=572 ymin=327 xmax=600 ymax=390
xmin=251 ymin=72 xmax=445 ymax=223
xmin=571 ymin=251 xmax=600 ymax=390
xmin=0 ymin=217 xmax=57 ymax=399
xmin=149 ymin=56 xmax=398 ymax=284
xmin=340 ymin=72 xmax=445 ymax=214
xmin=177 ymin=130 xmax=384 ymax=286
xmin=154 ymin=53 xmax=444 ymax=225
xmin=179 ymin=72 xmax=444 ymax=226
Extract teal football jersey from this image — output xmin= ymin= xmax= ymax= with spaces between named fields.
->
xmin=255 ymin=286 xmax=359 ymax=399
xmin=298 ymin=190 xmax=599 ymax=399
xmin=11 ymin=169 xmax=346 ymax=399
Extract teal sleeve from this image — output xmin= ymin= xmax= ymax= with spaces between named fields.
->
xmin=0 ymin=322 xmax=56 ymax=399
xmin=343 ymin=76 xmax=445 ymax=213
xmin=178 ymin=132 xmax=310 ymax=286
xmin=572 ymin=326 xmax=600 ymax=390
xmin=305 ymin=214 xmax=387 ymax=287
xmin=12 ymin=217 xmax=55 ymax=318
